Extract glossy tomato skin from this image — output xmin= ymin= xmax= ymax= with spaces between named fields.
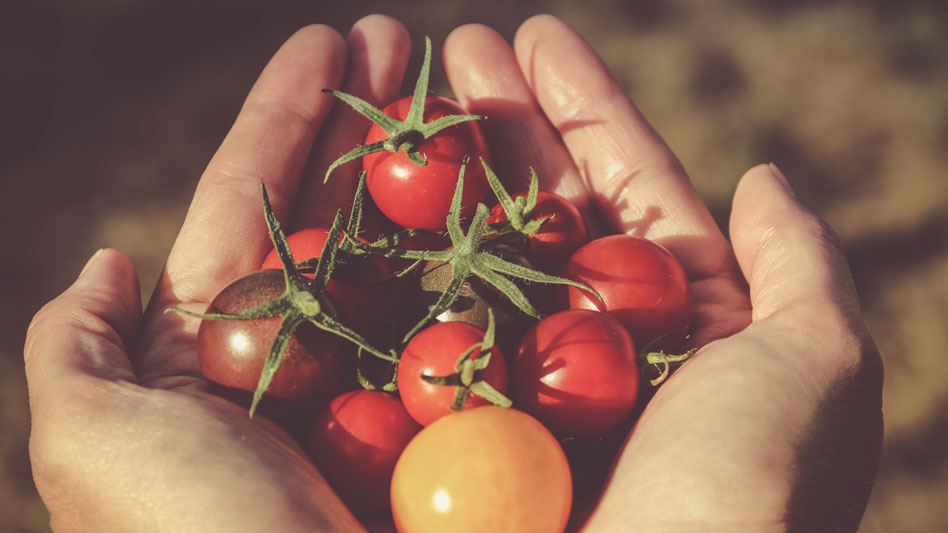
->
xmin=514 ymin=309 xmax=639 ymax=436
xmin=486 ymin=190 xmax=589 ymax=273
xmin=363 ymin=96 xmax=490 ymax=231
xmin=261 ymin=228 xmax=398 ymax=333
xmin=197 ymin=270 xmax=349 ymax=412
xmin=560 ymin=235 xmax=692 ymax=351
xmin=398 ymin=321 xmax=508 ymax=427
xmin=390 ymin=406 xmax=572 ymax=533
xmin=305 ymin=390 xmax=421 ymax=516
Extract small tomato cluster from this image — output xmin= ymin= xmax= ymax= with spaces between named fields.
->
xmin=175 ymin=37 xmax=694 ymax=532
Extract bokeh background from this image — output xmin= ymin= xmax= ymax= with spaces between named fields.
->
xmin=2 ymin=0 xmax=946 ymax=531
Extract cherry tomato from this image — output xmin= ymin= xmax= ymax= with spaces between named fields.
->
xmin=261 ymin=227 xmax=398 ymax=332
xmin=397 ymin=321 xmax=508 ymax=427
xmin=363 ymin=96 xmax=490 ymax=231
xmin=305 ymin=390 xmax=420 ymax=515
xmin=390 ymin=406 xmax=572 ymax=533
xmin=513 ymin=309 xmax=639 ymax=436
xmin=486 ymin=190 xmax=589 ymax=273
xmin=197 ymin=270 xmax=349 ymax=412
xmin=560 ymin=235 xmax=692 ymax=350
xmin=260 ymin=227 xmax=393 ymax=282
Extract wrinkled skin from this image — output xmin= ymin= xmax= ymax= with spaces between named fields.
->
xmin=26 ymin=14 xmax=881 ymax=532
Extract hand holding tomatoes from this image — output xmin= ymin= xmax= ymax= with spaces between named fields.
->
xmin=24 ymin=14 xmax=882 ymax=533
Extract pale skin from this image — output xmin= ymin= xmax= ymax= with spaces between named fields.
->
xmin=25 ymin=14 xmax=883 ymax=532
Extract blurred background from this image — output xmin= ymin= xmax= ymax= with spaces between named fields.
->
xmin=2 ymin=0 xmax=946 ymax=531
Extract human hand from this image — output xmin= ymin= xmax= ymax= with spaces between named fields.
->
xmin=441 ymin=15 xmax=883 ymax=532
xmin=25 ymin=15 xmax=415 ymax=532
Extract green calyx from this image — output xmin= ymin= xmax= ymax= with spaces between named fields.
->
xmin=482 ymin=159 xmax=551 ymax=237
xmin=419 ymin=310 xmax=512 ymax=410
xmin=168 ymin=181 xmax=396 ymax=418
xmin=322 ymin=35 xmax=484 ymax=183
xmin=343 ymin=158 xmax=601 ymax=343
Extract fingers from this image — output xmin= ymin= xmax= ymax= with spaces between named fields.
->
xmin=443 ymin=24 xmax=590 ymax=208
xmin=512 ymin=15 xmax=733 ymax=280
xmin=156 ymin=25 xmax=347 ymax=307
xmin=25 ymin=249 xmax=141 ymax=402
xmin=730 ymin=164 xmax=866 ymax=331
xmin=292 ymin=15 xmax=411 ymax=231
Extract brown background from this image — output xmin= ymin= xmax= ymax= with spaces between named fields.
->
xmin=2 ymin=1 xmax=946 ymax=531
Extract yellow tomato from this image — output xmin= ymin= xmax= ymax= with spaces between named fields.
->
xmin=390 ymin=406 xmax=572 ymax=532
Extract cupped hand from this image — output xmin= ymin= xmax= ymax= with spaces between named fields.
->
xmin=443 ymin=16 xmax=883 ymax=532
xmin=26 ymin=15 xmax=412 ymax=533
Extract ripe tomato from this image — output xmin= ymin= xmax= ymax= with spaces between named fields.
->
xmin=260 ymin=227 xmax=393 ymax=282
xmin=390 ymin=406 xmax=572 ymax=533
xmin=560 ymin=235 xmax=692 ymax=350
xmin=261 ymin=227 xmax=398 ymax=332
xmin=363 ymin=96 xmax=490 ymax=231
xmin=261 ymin=228 xmax=336 ymax=276
xmin=486 ymin=190 xmax=589 ymax=273
xmin=513 ymin=309 xmax=639 ymax=436
xmin=305 ymin=390 xmax=420 ymax=515
xmin=197 ymin=270 xmax=349 ymax=412
xmin=397 ymin=321 xmax=508 ymax=427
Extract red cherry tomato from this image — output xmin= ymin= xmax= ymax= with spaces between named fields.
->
xmin=305 ymin=390 xmax=420 ymax=515
xmin=397 ymin=321 xmax=508 ymax=426
xmin=487 ymin=190 xmax=589 ymax=273
xmin=390 ymin=406 xmax=572 ymax=533
xmin=197 ymin=270 xmax=349 ymax=412
xmin=261 ymin=228 xmax=397 ymax=332
xmin=560 ymin=235 xmax=692 ymax=350
xmin=363 ymin=96 xmax=490 ymax=231
xmin=513 ymin=309 xmax=639 ymax=436
xmin=261 ymin=228 xmax=335 ymax=276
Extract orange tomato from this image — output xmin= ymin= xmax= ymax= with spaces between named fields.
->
xmin=390 ymin=406 xmax=572 ymax=532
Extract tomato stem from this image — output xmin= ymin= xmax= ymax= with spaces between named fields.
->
xmin=322 ymin=36 xmax=484 ymax=184
xmin=339 ymin=160 xmax=601 ymax=342
xmin=418 ymin=311 xmax=512 ymax=410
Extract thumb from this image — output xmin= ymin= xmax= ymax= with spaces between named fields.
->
xmin=730 ymin=164 xmax=863 ymax=326
xmin=25 ymin=248 xmax=142 ymax=395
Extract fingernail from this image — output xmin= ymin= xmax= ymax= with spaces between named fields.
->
xmin=79 ymin=248 xmax=105 ymax=277
xmin=768 ymin=163 xmax=796 ymax=198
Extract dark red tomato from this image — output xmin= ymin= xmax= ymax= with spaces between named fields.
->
xmin=305 ymin=390 xmax=421 ymax=515
xmin=397 ymin=321 xmax=508 ymax=427
xmin=560 ymin=235 xmax=692 ymax=351
xmin=363 ymin=96 xmax=490 ymax=231
xmin=197 ymin=270 xmax=349 ymax=411
xmin=261 ymin=228 xmax=397 ymax=332
xmin=486 ymin=190 xmax=589 ymax=273
xmin=513 ymin=309 xmax=639 ymax=436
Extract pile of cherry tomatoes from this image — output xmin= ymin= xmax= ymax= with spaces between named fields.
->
xmin=182 ymin=37 xmax=693 ymax=532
